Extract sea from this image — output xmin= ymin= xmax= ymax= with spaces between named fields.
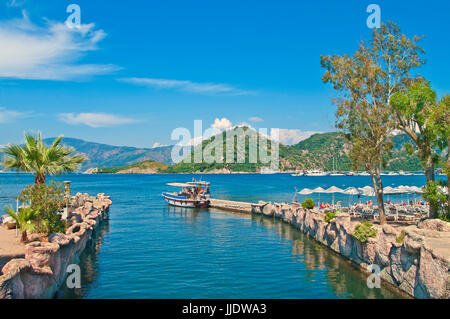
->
xmin=1 ymin=172 xmax=443 ymax=299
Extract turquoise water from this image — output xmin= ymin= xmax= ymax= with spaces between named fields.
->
xmin=1 ymin=173 xmax=436 ymax=299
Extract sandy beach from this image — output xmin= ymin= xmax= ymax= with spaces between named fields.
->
xmin=0 ymin=225 xmax=25 ymax=270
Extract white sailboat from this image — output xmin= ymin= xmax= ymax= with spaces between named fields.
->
xmin=305 ymin=169 xmax=328 ymax=176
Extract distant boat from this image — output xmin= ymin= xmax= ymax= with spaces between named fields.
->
xmin=329 ymin=156 xmax=345 ymax=176
xmin=329 ymin=172 xmax=345 ymax=176
xmin=358 ymin=172 xmax=370 ymax=176
xmin=345 ymin=171 xmax=356 ymax=176
xmin=387 ymin=171 xmax=399 ymax=176
xmin=291 ymin=171 xmax=304 ymax=176
xmin=162 ymin=181 xmax=210 ymax=208
xmin=305 ymin=169 xmax=328 ymax=177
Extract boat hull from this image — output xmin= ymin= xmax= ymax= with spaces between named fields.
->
xmin=162 ymin=192 xmax=209 ymax=208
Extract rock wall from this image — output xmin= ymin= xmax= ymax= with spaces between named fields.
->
xmin=0 ymin=193 xmax=112 ymax=299
xmin=251 ymin=202 xmax=450 ymax=299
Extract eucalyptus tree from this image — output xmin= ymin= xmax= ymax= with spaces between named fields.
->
xmin=1 ymin=132 xmax=86 ymax=184
xmin=321 ymin=22 xmax=424 ymax=224
xmin=391 ymin=79 xmax=442 ymax=217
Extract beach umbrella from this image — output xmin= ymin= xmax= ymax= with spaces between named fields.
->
xmin=396 ymin=185 xmax=413 ymax=194
xmin=326 ymin=186 xmax=345 ymax=193
xmin=343 ymin=187 xmax=360 ymax=195
xmin=358 ymin=186 xmax=375 ymax=197
xmin=298 ymin=188 xmax=314 ymax=195
xmin=312 ymin=187 xmax=327 ymax=203
xmin=325 ymin=186 xmax=345 ymax=205
xmin=383 ymin=186 xmax=397 ymax=195
xmin=343 ymin=187 xmax=359 ymax=206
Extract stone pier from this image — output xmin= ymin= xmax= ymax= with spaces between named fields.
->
xmin=0 ymin=193 xmax=112 ymax=299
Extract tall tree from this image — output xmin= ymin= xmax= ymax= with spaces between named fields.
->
xmin=1 ymin=132 xmax=86 ymax=184
xmin=321 ymin=22 xmax=424 ymax=224
xmin=432 ymin=95 xmax=450 ymax=214
xmin=391 ymin=79 xmax=441 ymax=217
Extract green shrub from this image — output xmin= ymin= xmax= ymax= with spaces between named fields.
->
xmin=353 ymin=221 xmax=377 ymax=242
xmin=301 ymin=198 xmax=315 ymax=209
xmin=4 ymin=206 xmax=39 ymax=242
xmin=439 ymin=211 xmax=450 ymax=222
xmin=423 ymin=181 xmax=448 ymax=216
xmin=324 ymin=209 xmax=341 ymax=223
xmin=396 ymin=230 xmax=406 ymax=244
xmin=18 ymin=181 xmax=67 ymax=235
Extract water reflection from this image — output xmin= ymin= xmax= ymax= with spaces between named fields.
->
xmin=58 ymin=220 xmax=110 ymax=299
xmin=251 ymin=214 xmax=405 ymax=299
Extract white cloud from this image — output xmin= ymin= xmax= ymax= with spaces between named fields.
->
xmin=0 ymin=107 xmax=31 ymax=123
xmin=211 ymin=117 xmax=232 ymax=130
xmin=0 ymin=12 xmax=119 ymax=80
xmin=118 ymin=77 xmax=253 ymax=96
xmin=58 ymin=112 xmax=137 ymax=128
xmin=151 ymin=142 xmax=168 ymax=148
xmin=248 ymin=117 xmax=263 ymax=122
xmin=279 ymin=129 xmax=320 ymax=145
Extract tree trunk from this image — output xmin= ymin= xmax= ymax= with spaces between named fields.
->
xmin=424 ymin=154 xmax=437 ymax=218
xmin=34 ymin=173 xmax=46 ymax=184
xmin=21 ymin=231 xmax=28 ymax=243
xmin=370 ymin=167 xmax=386 ymax=225
xmin=447 ymin=137 xmax=450 ymax=216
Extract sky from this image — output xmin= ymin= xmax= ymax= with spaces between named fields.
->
xmin=0 ymin=0 xmax=449 ymax=148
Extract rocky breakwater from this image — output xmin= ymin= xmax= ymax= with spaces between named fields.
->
xmin=0 ymin=193 xmax=112 ymax=299
xmin=251 ymin=202 xmax=450 ymax=299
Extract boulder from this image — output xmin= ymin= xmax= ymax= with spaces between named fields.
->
xmin=2 ymin=216 xmax=16 ymax=229
xmin=418 ymin=219 xmax=449 ymax=232
xmin=1 ymin=258 xmax=31 ymax=276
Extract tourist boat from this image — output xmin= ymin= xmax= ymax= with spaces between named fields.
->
xmin=329 ymin=172 xmax=345 ymax=176
xmin=304 ymin=169 xmax=328 ymax=176
xmin=345 ymin=171 xmax=356 ymax=176
xmin=162 ymin=181 xmax=210 ymax=208
xmin=291 ymin=171 xmax=304 ymax=176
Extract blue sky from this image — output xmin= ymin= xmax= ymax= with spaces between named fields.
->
xmin=0 ymin=0 xmax=449 ymax=148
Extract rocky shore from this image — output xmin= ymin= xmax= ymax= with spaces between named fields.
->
xmin=0 ymin=193 xmax=112 ymax=299
xmin=250 ymin=201 xmax=450 ymax=299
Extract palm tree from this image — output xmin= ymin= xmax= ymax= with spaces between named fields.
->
xmin=1 ymin=132 xmax=86 ymax=184
xmin=5 ymin=206 xmax=39 ymax=242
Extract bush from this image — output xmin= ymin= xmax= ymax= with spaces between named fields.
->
xmin=18 ymin=181 xmax=67 ymax=235
xmin=4 ymin=206 xmax=39 ymax=242
xmin=396 ymin=230 xmax=406 ymax=244
xmin=324 ymin=209 xmax=341 ymax=223
xmin=353 ymin=221 xmax=377 ymax=242
xmin=439 ymin=211 xmax=450 ymax=222
xmin=423 ymin=181 xmax=448 ymax=217
xmin=301 ymin=198 xmax=315 ymax=209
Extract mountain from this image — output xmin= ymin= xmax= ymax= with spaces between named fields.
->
xmin=43 ymin=137 xmax=174 ymax=169
xmin=93 ymin=160 xmax=169 ymax=174
xmin=163 ymin=129 xmax=424 ymax=173
xmin=280 ymin=132 xmax=423 ymax=171
xmin=164 ymin=127 xmax=277 ymax=173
